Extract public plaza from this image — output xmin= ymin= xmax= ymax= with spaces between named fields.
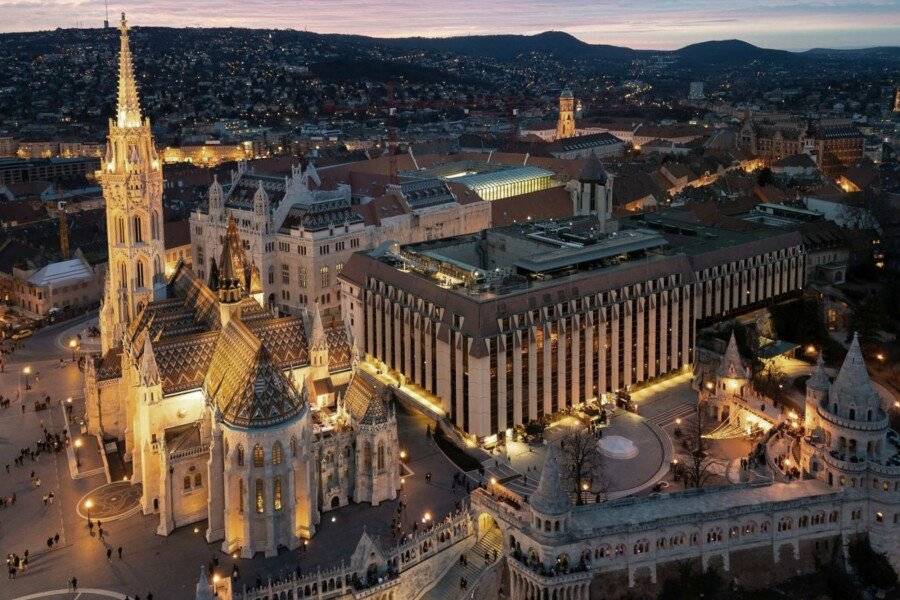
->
xmin=0 ymin=313 xmax=867 ymax=600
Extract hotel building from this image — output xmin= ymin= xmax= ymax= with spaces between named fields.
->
xmin=340 ymin=210 xmax=804 ymax=439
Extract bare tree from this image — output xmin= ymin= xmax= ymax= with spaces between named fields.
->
xmin=753 ymin=360 xmax=788 ymax=405
xmin=681 ymin=402 xmax=716 ymax=488
xmin=558 ymin=425 xmax=605 ymax=505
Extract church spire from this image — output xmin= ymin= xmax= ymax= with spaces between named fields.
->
xmin=116 ymin=12 xmax=143 ymax=128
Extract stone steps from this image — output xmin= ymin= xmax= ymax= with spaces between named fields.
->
xmin=420 ymin=528 xmax=502 ymax=600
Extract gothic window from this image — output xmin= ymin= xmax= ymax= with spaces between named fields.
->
xmin=151 ymin=210 xmax=159 ymax=240
xmin=273 ymin=477 xmax=283 ymax=511
xmin=281 ymin=264 xmax=290 ymax=285
xmin=183 ymin=475 xmax=191 ymax=491
xmin=116 ymin=217 xmax=125 ymax=244
xmin=298 ymin=267 xmax=307 ymax=289
xmin=236 ymin=445 xmax=244 ymax=466
xmin=133 ymin=216 xmax=143 ymax=243
xmin=290 ymin=436 xmax=298 ymax=457
xmin=136 ymin=261 xmax=145 ymax=288
xmin=336 ymin=262 xmax=344 ymax=273
xmin=238 ymin=478 xmax=244 ymax=513
xmin=272 ymin=441 xmax=284 ymax=465
xmin=377 ymin=442 xmax=385 ymax=471
xmin=320 ymin=266 xmax=330 ymax=288
xmin=268 ymin=266 xmax=274 ymax=285
xmin=154 ymin=256 xmax=162 ymax=278
xmin=363 ymin=442 xmax=372 ymax=470
xmin=119 ymin=262 xmax=127 ymax=288
xmin=255 ymin=479 xmax=265 ymax=513
xmin=253 ymin=444 xmax=264 ymax=467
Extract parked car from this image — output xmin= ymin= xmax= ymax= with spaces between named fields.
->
xmin=10 ymin=329 xmax=32 ymax=340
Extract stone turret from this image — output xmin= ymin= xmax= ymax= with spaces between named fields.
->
xmin=528 ymin=443 xmax=571 ymax=536
xmin=827 ymin=333 xmax=882 ymax=422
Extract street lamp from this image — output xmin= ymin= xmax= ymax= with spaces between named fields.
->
xmin=84 ymin=498 xmax=94 ymax=521
xmin=68 ymin=338 xmax=78 ymax=361
xmin=22 ymin=365 xmax=31 ymax=390
xmin=74 ymin=438 xmax=83 ymax=467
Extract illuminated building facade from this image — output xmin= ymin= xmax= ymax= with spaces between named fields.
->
xmin=190 ymin=163 xmax=491 ymax=316
xmin=341 ymin=211 xmax=805 ymax=439
xmin=97 ymin=14 xmax=166 ymax=354
xmin=85 ymin=16 xmax=399 ymax=557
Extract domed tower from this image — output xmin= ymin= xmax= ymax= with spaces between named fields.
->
xmin=528 ymin=443 xmax=572 ymax=540
xmin=556 ymin=89 xmax=576 ymax=140
xmin=205 ymin=319 xmax=316 ymax=557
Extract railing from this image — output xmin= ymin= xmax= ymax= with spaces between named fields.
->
xmin=170 ymin=443 xmax=210 ymax=461
xmin=822 ymin=450 xmax=869 ymax=473
xmin=232 ymin=509 xmax=473 ymax=600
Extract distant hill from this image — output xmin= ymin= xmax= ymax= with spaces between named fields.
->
xmin=358 ymin=32 xmax=896 ymax=69
xmin=373 ymin=31 xmax=643 ymax=62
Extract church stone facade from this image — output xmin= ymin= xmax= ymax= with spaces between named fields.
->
xmin=84 ymin=16 xmax=400 ymax=558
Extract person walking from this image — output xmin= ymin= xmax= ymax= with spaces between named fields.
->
xmin=106 ymin=548 xmax=112 ymax=560
xmin=117 ymin=546 xmax=123 ymax=559
xmin=71 ymin=577 xmax=78 ymax=591
xmin=98 ymin=526 xmax=104 ymax=539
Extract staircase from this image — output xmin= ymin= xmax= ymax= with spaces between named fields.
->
xmin=420 ymin=526 xmax=503 ymax=600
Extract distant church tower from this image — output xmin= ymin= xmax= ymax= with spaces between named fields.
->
xmin=556 ymin=88 xmax=576 ymax=140
xmin=98 ymin=13 xmax=166 ymax=354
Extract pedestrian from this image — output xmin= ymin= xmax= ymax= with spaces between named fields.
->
xmin=117 ymin=546 xmax=123 ymax=559
xmin=106 ymin=548 xmax=112 ymax=560
xmin=46 ymin=538 xmax=53 ymax=550
xmin=147 ymin=593 xmax=153 ymax=600
xmin=54 ymin=533 xmax=59 ymax=544
xmin=72 ymin=577 xmax=78 ymax=592
xmin=98 ymin=526 xmax=104 ymax=539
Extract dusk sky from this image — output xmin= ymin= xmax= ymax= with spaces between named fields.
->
xmin=2 ymin=0 xmax=898 ymax=50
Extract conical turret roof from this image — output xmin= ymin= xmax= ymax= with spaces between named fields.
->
xmin=807 ymin=355 xmax=830 ymax=392
xmin=530 ymin=442 xmax=571 ymax=516
xmin=579 ymin=152 xmax=608 ymax=184
xmin=829 ymin=333 xmax=880 ymax=413
xmin=717 ymin=331 xmax=747 ymax=379
xmin=205 ymin=319 xmax=307 ymax=429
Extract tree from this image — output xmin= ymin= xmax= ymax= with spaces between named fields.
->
xmin=681 ymin=402 xmax=716 ymax=488
xmin=558 ymin=425 xmax=605 ymax=505
xmin=753 ymin=360 xmax=788 ymax=404
xmin=848 ymin=537 xmax=898 ymax=589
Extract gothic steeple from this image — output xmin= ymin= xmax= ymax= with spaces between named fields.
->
xmin=116 ymin=13 xmax=143 ymax=129
xmin=97 ymin=12 xmax=166 ymax=355
xmin=215 ymin=216 xmax=249 ymax=304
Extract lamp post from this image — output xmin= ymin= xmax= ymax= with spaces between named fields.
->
xmin=68 ymin=338 xmax=78 ymax=362
xmin=84 ymin=498 xmax=93 ymax=522
xmin=74 ymin=438 xmax=82 ymax=467
xmin=22 ymin=365 xmax=31 ymax=390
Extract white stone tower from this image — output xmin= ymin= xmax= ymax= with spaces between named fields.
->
xmin=98 ymin=13 xmax=166 ymax=353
